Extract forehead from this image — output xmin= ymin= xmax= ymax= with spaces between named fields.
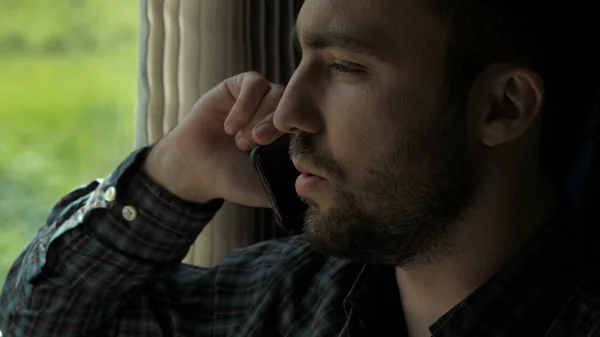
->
xmin=296 ymin=0 xmax=444 ymax=56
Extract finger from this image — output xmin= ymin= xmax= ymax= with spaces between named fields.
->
xmin=235 ymin=130 xmax=256 ymax=152
xmin=252 ymin=112 xmax=283 ymax=145
xmin=238 ymin=84 xmax=284 ymax=142
xmin=223 ymin=72 xmax=270 ymax=135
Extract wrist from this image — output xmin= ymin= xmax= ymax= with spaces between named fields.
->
xmin=142 ymin=141 xmax=216 ymax=204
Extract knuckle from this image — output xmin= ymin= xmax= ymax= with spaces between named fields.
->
xmin=269 ymin=85 xmax=285 ymax=98
xmin=221 ymin=77 xmax=240 ymax=99
xmin=244 ymin=72 xmax=270 ymax=89
xmin=244 ymin=70 xmax=264 ymax=79
xmin=270 ymin=83 xmax=285 ymax=91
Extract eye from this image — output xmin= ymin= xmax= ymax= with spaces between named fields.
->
xmin=328 ymin=61 xmax=365 ymax=75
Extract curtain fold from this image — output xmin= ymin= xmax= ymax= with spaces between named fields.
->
xmin=135 ymin=0 xmax=303 ymax=267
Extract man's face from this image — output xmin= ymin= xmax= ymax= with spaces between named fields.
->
xmin=275 ymin=0 xmax=481 ymax=266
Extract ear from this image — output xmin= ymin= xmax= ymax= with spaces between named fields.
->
xmin=471 ymin=67 xmax=544 ymax=147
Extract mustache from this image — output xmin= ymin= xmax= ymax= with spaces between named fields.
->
xmin=288 ymin=133 xmax=345 ymax=180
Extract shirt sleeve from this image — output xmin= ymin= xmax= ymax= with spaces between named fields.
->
xmin=0 ymin=146 xmax=225 ymax=336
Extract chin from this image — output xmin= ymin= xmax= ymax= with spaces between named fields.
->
xmin=301 ymin=191 xmax=464 ymax=266
xmin=300 ymin=195 xmax=334 ymax=213
xmin=303 ymin=203 xmax=367 ymax=260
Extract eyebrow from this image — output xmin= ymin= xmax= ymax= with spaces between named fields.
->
xmin=290 ymin=22 xmax=393 ymax=63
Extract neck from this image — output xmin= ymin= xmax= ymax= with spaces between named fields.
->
xmin=395 ymin=171 xmax=559 ymax=337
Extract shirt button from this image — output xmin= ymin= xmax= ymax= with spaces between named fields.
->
xmin=103 ymin=187 xmax=117 ymax=202
xmin=122 ymin=205 xmax=137 ymax=221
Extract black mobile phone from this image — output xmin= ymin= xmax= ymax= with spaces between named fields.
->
xmin=250 ymin=134 xmax=307 ymax=230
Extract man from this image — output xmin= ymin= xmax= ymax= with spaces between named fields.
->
xmin=1 ymin=0 xmax=599 ymax=336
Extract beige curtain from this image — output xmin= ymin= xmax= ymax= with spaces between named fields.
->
xmin=135 ymin=0 xmax=303 ymax=267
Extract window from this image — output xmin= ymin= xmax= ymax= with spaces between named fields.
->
xmin=0 ymin=0 xmax=139 ymax=284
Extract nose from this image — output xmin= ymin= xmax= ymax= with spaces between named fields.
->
xmin=273 ymin=63 xmax=324 ymax=135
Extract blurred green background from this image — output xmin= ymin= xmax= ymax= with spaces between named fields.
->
xmin=0 ymin=0 xmax=139 ymax=284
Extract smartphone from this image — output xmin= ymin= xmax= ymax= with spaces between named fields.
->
xmin=250 ymin=134 xmax=307 ymax=230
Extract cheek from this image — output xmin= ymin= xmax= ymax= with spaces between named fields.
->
xmin=322 ymin=90 xmax=402 ymax=182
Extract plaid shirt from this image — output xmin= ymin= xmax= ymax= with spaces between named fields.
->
xmin=1 ymin=146 xmax=600 ymax=337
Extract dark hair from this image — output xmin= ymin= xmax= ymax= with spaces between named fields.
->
xmin=426 ymin=0 xmax=600 ymax=184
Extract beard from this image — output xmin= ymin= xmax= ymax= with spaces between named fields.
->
xmin=289 ymin=104 xmax=481 ymax=267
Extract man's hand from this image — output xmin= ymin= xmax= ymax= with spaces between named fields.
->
xmin=144 ymin=72 xmax=284 ymax=207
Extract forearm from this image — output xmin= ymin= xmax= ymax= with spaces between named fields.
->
xmin=0 ymin=146 xmax=224 ymax=336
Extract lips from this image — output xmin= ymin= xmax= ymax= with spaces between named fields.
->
xmin=292 ymin=161 xmax=326 ymax=180
xmin=295 ymin=171 xmax=329 ymax=196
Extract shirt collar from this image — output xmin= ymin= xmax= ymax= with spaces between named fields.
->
xmin=343 ymin=263 xmax=405 ymax=336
